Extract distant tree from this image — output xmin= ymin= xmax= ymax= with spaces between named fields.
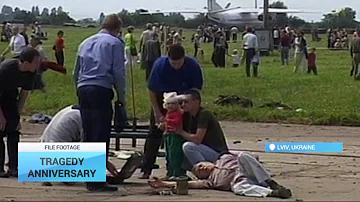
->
xmin=14 ymin=7 xmax=20 ymax=13
xmin=288 ymin=16 xmax=307 ymax=28
xmin=50 ymin=7 xmax=57 ymax=16
xmin=35 ymin=6 xmax=40 ymax=16
xmin=57 ymin=6 xmax=63 ymax=14
xmin=1 ymin=5 xmax=13 ymax=14
xmin=321 ymin=7 xmax=358 ymax=28
xmin=41 ymin=8 xmax=49 ymax=17
xmin=31 ymin=6 xmax=36 ymax=14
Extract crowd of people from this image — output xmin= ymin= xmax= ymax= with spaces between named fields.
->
xmin=0 ymin=14 xmax=294 ymax=199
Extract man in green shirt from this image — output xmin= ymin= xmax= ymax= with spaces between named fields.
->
xmin=177 ymin=89 xmax=228 ymax=170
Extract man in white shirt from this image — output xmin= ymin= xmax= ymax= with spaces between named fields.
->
xmin=0 ymin=26 xmax=27 ymax=59
xmin=273 ymin=27 xmax=280 ymax=49
xmin=242 ymin=26 xmax=259 ymax=77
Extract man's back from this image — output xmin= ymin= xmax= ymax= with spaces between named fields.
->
xmin=144 ymin=39 xmax=161 ymax=62
xmin=40 ymin=106 xmax=82 ymax=142
xmin=351 ymin=37 xmax=360 ymax=53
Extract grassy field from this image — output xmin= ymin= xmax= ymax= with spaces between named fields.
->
xmin=1 ymin=27 xmax=360 ymax=126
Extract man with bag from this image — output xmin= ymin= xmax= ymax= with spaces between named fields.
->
xmin=73 ymin=14 xmax=126 ymax=192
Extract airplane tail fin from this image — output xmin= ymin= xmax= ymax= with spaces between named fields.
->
xmin=207 ymin=0 xmax=223 ymax=11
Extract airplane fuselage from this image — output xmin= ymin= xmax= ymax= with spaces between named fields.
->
xmin=207 ymin=9 xmax=276 ymax=28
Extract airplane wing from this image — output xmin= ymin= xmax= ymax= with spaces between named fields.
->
xmin=268 ymin=8 xmax=318 ymax=13
xmin=138 ymin=8 xmax=207 ymax=14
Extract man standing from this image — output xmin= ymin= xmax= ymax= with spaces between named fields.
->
xmin=1 ymin=26 xmax=27 ymax=59
xmin=139 ymin=23 xmax=154 ymax=69
xmin=140 ymin=44 xmax=203 ymax=179
xmin=178 ymin=89 xmax=228 ymax=170
xmin=73 ymin=14 xmax=126 ymax=192
xmin=351 ymin=32 xmax=360 ymax=79
xmin=280 ymin=30 xmax=291 ymax=66
xmin=143 ymin=33 xmax=161 ymax=81
xmin=242 ymin=27 xmax=259 ymax=77
xmin=0 ymin=47 xmax=40 ymax=177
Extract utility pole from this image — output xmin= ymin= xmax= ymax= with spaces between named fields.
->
xmin=255 ymin=0 xmax=257 ymax=8
xmin=263 ymin=0 xmax=269 ymax=28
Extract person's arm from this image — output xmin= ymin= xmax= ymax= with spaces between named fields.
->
xmin=1 ymin=36 xmax=13 ymax=57
xmin=149 ymin=179 xmax=207 ymax=189
xmin=148 ymin=59 xmax=164 ymax=116
xmin=17 ymin=89 xmax=30 ymax=113
xmin=112 ymin=41 xmax=126 ymax=104
xmin=139 ymin=33 xmax=144 ymax=52
xmin=41 ymin=61 xmax=66 ymax=74
xmin=72 ymin=54 xmax=81 ymax=89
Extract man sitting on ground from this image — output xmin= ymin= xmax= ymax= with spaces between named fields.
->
xmin=149 ymin=152 xmax=292 ymax=199
xmin=177 ymin=89 xmax=229 ymax=170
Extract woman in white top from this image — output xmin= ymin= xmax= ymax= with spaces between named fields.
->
xmin=293 ymin=30 xmax=307 ymax=73
xmin=0 ymin=26 xmax=27 ymax=59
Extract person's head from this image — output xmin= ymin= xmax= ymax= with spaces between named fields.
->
xmin=21 ymin=27 xmax=27 ymax=33
xmin=19 ymin=47 xmax=41 ymax=72
xmin=57 ymin=30 xmax=64 ymax=37
xmin=167 ymin=44 xmax=185 ymax=69
xmin=30 ymin=35 xmax=42 ymax=47
xmin=163 ymin=92 xmax=182 ymax=112
xmin=246 ymin=26 xmax=253 ymax=33
xmin=101 ymin=13 xmax=123 ymax=36
xmin=146 ymin=23 xmax=153 ymax=30
xmin=192 ymin=162 xmax=215 ymax=179
xmin=297 ymin=30 xmax=304 ymax=37
xmin=11 ymin=26 xmax=19 ymax=35
xmin=127 ymin=26 xmax=135 ymax=33
xmin=182 ymin=89 xmax=201 ymax=113
xmin=233 ymin=49 xmax=238 ymax=55
xmin=311 ymin=47 xmax=316 ymax=53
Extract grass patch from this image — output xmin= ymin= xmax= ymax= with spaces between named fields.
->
xmin=1 ymin=28 xmax=359 ymax=126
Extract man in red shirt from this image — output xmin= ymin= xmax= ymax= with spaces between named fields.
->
xmin=307 ymin=48 xmax=318 ymax=75
xmin=54 ymin=30 xmax=65 ymax=66
xmin=280 ymin=30 xmax=291 ymax=65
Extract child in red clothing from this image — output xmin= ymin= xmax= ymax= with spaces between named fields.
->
xmin=161 ymin=92 xmax=186 ymax=180
xmin=307 ymin=48 xmax=318 ymax=75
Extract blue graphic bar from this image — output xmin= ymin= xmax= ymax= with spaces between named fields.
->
xmin=265 ymin=142 xmax=343 ymax=153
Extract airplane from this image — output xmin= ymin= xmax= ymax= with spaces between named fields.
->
xmin=139 ymin=0 xmax=316 ymax=28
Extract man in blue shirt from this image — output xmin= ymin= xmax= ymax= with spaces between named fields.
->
xmin=140 ymin=44 xmax=203 ymax=179
xmin=73 ymin=14 xmax=126 ymax=192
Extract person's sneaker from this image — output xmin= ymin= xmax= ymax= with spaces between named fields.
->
xmin=86 ymin=184 xmax=118 ymax=192
xmin=7 ymin=169 xmax=18 ymax=177
xmin=271 ymin=187 xmax=292 ymax=199
xmin=0 ymin=170 xmax=9 ymax=178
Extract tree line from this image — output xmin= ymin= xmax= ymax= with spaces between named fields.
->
xmin=1 ymin=2 xmax=359 ymax=29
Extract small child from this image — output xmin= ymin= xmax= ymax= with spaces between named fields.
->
xmin=251 ymin=54 xmax=260 ymax=77
xmin=161 ymin=92 xmax=186 ymax=180
xmin=307 ymin=48 xmax=318 ymax=75
xmin=231 ymin=49 xmax=241 ymax=67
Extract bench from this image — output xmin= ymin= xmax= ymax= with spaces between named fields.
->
xmin=110 ymin=124 xmax=150 ymax=151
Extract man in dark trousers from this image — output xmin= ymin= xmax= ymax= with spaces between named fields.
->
xmin=0 ymin=47 xmax=40 ymax=178
xmin=73 ymin=14 xmax=126 ymax=192
xmin=140 ymin=44 xmax=203 ymax=179
xmin=242 ymin=27 xmax=259 ymax=77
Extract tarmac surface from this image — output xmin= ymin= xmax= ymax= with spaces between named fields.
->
xmin=0 ymin=121 xmax=359 ymax=201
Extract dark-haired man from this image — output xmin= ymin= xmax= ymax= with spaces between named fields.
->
xmin=0 ymin=47 xmax=40 ymax=178
xmin=178 ymin=89 xmax=228 ymax=170
xmin=140 ymin=44 xmax=203 ymax=179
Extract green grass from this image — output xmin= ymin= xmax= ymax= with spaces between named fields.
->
xmin=1 ymin=28 xmax=360 ymax=126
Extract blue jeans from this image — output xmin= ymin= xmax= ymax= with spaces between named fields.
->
xmin=77 ymin=85 xmax=114 ymax=188
xmin=182 ymin=142 xmax=221 ymax=170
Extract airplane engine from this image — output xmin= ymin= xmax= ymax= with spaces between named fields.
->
xmin=257 ymin=14 xmax=273 ymax=21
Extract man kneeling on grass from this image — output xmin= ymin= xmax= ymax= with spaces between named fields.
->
xmin=149 ymin=152 xmax=292 ymax=199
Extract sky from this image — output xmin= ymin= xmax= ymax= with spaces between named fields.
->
xmin=1 ymin=0 xmax=360 ymax=22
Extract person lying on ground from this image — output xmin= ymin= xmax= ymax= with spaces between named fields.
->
xmin=175 ymin=89 xmax=229 ymax=172
xmin=148 ymin=151 xmax=292 ymax=199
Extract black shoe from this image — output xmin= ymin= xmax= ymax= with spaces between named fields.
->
xmin=0 ymin=170 xmax=9 ymax=178
xmin=7 ymin=169 xmax=18 ymax=177
xmin=138 ymin=173 xmax=150 ymax=179
xmin=86 ymin=183 xmax=118 ymax=192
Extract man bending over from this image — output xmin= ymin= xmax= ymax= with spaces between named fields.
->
xmin=149 ymin=152 xmax=292 ymax=199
